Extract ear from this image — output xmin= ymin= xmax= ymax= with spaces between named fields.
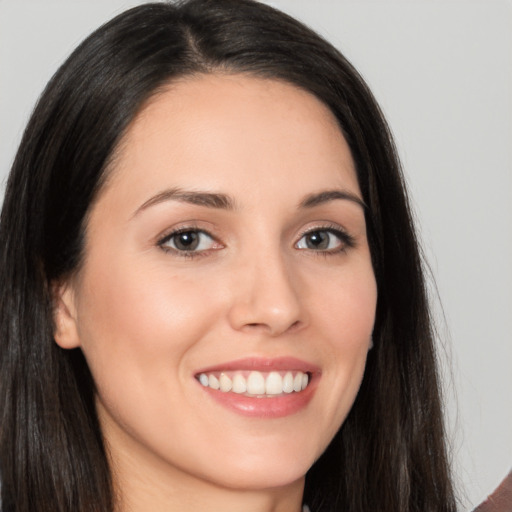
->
xmin=52 ymin=281 xmax=81 ymax=349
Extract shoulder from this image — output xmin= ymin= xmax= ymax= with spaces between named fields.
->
xmin=472 ymin=471 xmax=512 ymax=512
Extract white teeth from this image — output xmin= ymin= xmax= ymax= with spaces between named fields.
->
xmin=232 ymin=373 xmax=247 ymax=394
xmin=198 ymin=370 xmax=310 ymax=396
xmin=208 ymin=374 xmax=220 ymax=390
xmin=219 ymin=373 xmax=232 ymax=392
xmin=265 ymin=371 xmax=283 ymax=395
xmin=293 ymin=372 xmax=303 ymax=392
xmin=283 ymin=372 xmax=294 ymax=393
xmin=199 ymin=373 xmax=209 ymax=387
xmin=247 ymin=371 xmax=266 ymax=395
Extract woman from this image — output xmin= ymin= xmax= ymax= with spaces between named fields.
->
xmin=0 ymin=0 xmax=457 ymax=511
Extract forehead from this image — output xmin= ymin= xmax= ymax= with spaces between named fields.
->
xmin=102 ymin=73 xmax=359 ymax=207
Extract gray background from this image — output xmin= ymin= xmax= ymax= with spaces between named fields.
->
xmin=1 ymin=1 xmax=511 ymax=508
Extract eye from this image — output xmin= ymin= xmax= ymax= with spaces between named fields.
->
xmin=159 ymin=229 xmax=217 ymax=253
xmin=295 ymin=228 xmax=353 ymax=253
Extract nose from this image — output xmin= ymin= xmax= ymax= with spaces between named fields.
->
xmin=227 ymin=252 xmax=305 ymax=337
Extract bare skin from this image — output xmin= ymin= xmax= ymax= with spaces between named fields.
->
xmin=54 ymin=74 xmax=376 ymax=511
xmin=473 ymin=471 xmax=512 ymax=512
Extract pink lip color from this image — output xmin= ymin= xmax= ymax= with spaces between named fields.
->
xmin=195 ymin=357 xmax=320 ymax=419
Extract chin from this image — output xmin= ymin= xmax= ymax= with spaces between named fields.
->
xmin=205 ymin=460 xmax=309 ymax=492
xmin=192 ymin=439 xmax=318 ymax=491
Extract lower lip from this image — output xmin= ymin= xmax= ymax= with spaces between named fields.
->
xmin=198 ymin=376 xmax=318 ymax=418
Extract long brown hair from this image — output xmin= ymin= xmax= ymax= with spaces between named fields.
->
xmin=0 ymin=1 xmax=456 ymax=510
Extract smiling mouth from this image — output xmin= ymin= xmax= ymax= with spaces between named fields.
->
xmin=196 ymin=370 xmax=310 ymax=397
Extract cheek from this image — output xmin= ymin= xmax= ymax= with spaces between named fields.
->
xmin=327 ymin=266 xmax=376 ymax=381
xmin=303 ymin=260 xmax=376 ymax=432
xmin=72 ymin=257 xmax=229 ymax=463
xmin=309 ymin=259 xmax=377 ymax=348
xmin=74 ymin=256 xmax=222 ymax=387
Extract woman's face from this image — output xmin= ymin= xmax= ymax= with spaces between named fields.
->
xmin=56 ymin=74 xmax=377 ymax=494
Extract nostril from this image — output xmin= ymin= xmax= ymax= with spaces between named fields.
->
xmin=285 ymin=320 xmax=302 ymax=334
xmin=244 ymin=320 xmax=302 ymax=334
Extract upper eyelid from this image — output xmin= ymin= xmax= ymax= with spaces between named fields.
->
xmin=160 ymin=226 xmax=206 ymax=238
xmin=296 ymin=222 xmax=353 ymax=239
xmin=159 ymin=228 xmax=209 ymax=241
xmin=158 ymin=229 xmax=218 ymax=248
xmin=156 ymin=223 xmax=218 ymax=243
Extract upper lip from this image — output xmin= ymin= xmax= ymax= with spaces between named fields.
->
xmin=194 ymin=356 xmax=321 ymax=375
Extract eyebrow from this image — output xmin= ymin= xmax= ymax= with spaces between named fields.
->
xmin=134 ymin=187 xmax=236 ymax=216
xmin=134 ymin=186 xmax=366 ymax=217
xmin=299 ymin=189 xmax=366 ymax=210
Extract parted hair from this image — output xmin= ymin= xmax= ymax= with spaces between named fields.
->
xmin=0 ymin=1 xmax=456 ymax=511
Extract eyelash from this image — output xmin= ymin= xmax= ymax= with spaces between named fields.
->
xmin=296 ymin=224 xmax=356 ymax=255
xmin=157 ymin=224 xmax=355 ymax=259
xmin=158 ymin=226 xmax=219 ymax=259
